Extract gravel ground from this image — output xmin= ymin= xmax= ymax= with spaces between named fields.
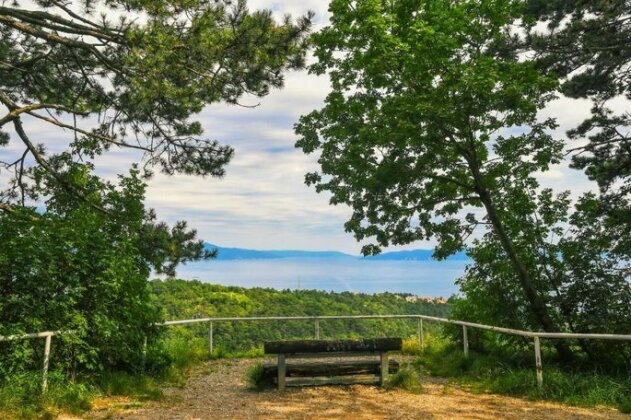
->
xmin=84 ymin=358 xmax=628 ymax=420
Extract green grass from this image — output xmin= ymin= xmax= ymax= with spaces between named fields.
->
xmin=97 ymin=372 xmax=163 ymax=401
xmin=0 ymin=334 xmax=269 ymax=418
xmin=385 ymin=364 xmax=422 ymax=393
xmin=619 ymin=398 xmax=631 ymax=414
xmin=416 ymin=332 xmax=631 ymax=413
xmin=0 ymin=370 xmax=169 ymax=419
xmin=244 ymin=362 xmax=274 ymax=391
xmin=4 ymin=331 xmax=628 ymax=416
xmin=163 ymin=336 xmax=209 ymax=369
xmin=0 ymin=371 xmax=94 ymax=418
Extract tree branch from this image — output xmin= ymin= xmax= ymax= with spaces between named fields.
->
xmin=26 ymin=110 xmax=153 ymax=153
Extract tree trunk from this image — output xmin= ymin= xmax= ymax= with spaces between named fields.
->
xmin=466 ymin=157 xmax=574 ymax=362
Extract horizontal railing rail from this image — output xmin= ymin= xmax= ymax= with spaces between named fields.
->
xmin=5 ymin=315 xmax=630 ymax=393
xmin=158 ymin=314 xmax=631 ymax=388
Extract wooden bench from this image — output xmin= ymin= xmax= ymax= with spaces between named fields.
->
xmin=263 ymin=337 xmax=402 ymax=390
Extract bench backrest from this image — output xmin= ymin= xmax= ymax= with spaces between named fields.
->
xmin=264 ymin=337 xmax=402 ymax=354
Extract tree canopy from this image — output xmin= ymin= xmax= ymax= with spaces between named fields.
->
xmin=524 ymin=0 xmax=631 ymax=208
xmin=0 ymin=0 xmax=312 ymax=208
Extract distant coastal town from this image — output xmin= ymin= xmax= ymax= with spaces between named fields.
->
xmin=396 ymin=294 xmax=449 ymax=304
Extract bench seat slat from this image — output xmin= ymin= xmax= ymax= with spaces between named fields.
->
xmin=264 ymin=337 xmax=402 ymax=354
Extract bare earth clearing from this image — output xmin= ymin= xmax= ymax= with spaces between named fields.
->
xmin=85 ymin=358 xmax=627 ymax=420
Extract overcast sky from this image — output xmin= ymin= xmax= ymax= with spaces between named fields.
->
xmin=2 ymin=0 xmax=618 ymax=255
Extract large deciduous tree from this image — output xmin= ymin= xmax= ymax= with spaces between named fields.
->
xmin=0 ymin=0 xmax=312 ymax=207
xmin=295 ymin=0 xmax=577 ymax=359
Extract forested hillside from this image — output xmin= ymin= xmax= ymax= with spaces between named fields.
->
xmin=150 ymin=279 xmax=450 ymax=353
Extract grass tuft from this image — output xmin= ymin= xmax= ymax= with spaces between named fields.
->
xmin=385 ymin=364 xmax=422 ymax=393
xmin=245 ymin=362 xmax=272 ymax=391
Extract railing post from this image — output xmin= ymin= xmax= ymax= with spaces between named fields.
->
xmin=315 ymin=319 xmax=320 ymax=339
xmin=42 ymin=333 xmax=51 ymax=393
xmin=463 ymin=325 xmax=469 ymax=357
xmin=534 ymin=336 xmax=543 ymax=389
xmin=418 ymin=318 xmax=424 ymax=352
xmin=209 ymin=321 xmax=214 ymax=356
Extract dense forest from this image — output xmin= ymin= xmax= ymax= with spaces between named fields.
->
xmin=150 ymin=279 xmax=450 ymax=353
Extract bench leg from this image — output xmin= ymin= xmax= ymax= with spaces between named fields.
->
xmin=278 ymin=354 xmax=286 ymax=391
xmin=380 ymin=352 xmax=388 ymax=386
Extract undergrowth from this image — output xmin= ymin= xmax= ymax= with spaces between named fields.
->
xmin=0 ymin=335 xmax=212 ymax=418
xmin=416 ymin=330 xmax=631 ymax=413
xmin=0 ymin=371 xmax=92 ymax=418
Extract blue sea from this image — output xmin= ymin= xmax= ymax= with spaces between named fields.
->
xmin=172 ymin=258 xmax=469 ymax=297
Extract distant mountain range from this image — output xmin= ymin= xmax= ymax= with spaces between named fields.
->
xmin=204 ymin=243 xmax=470 ymax=261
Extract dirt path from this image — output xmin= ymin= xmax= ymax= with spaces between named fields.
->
xmin=87 ymin=358 xmax=627 ymax=419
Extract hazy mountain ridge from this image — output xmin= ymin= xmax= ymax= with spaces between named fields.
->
xmin=204 ymin=243 xmax=470 ymax=261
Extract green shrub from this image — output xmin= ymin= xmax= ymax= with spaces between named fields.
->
xmin=619 ymin=398 xmax=631 ymax=414
xmin=401 ymin=337 xmax=421 ymax=355
xmin=223 ymin=347 xmax=265 ymax=359
xmin=163 ymin=336 xmax=208 ymax=368
xmin=385 ymin=365 xmax=422 ymax=393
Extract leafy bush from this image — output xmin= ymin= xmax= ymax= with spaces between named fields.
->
xmin=163 ymin=335 xmax=209 ymax=369
xmin=0 ymin=166 xmax=212 ymax=380
xmin=54 ymin=383 xmax=93 ymax=413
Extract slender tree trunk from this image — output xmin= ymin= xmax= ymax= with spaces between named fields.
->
xmin=466 ymin=157 xmax=574 ymax=362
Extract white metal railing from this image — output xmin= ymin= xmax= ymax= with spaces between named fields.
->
xmin=3 ymin=315 xmax=630 ymax=393
xmin=159 ymin=314 xmax=631 ymax=388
